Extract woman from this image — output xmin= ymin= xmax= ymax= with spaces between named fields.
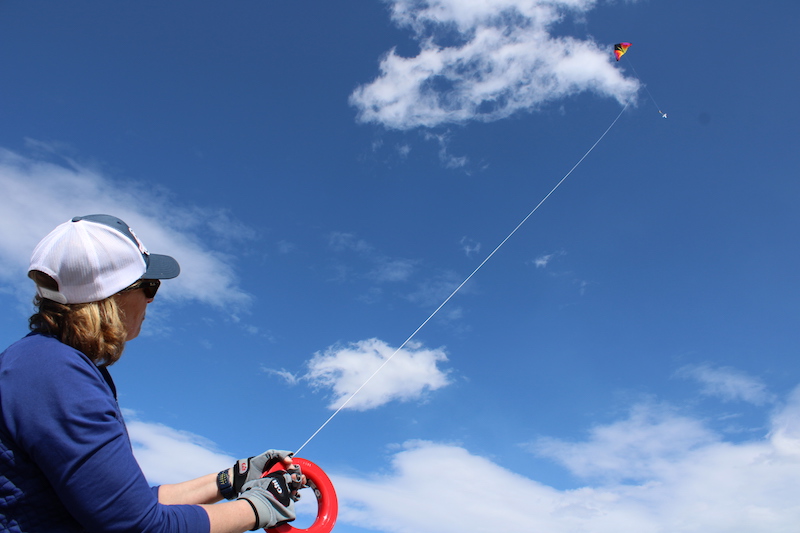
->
xmin=0 ymin=215 xmax=302 ymax=532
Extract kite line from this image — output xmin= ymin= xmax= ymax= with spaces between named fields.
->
xmin=293 ymin=100 xmax=631 ymax=455
xmin=626 ymin=59 xmax=666 ymax=118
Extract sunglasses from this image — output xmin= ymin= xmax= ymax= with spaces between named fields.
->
xmin=122 ymin=279 xmax=161 ymax=299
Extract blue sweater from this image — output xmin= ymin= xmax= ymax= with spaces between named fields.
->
xmin=0 ymin=333 xmax=210 ymax=532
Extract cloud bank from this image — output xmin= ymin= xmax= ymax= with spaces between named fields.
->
xmin=351 ymin=0 xmax=639 ymax=129
xmin=333 ymin=389 xmax=800 ymax=533
xmin=0 ymin=145 xmax=251 ymax=309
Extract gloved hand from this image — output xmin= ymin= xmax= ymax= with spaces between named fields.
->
xmin=281 ymin=463 xmax=306 ymax=501
xmin=232 ymin=449 xmax=294 ymax=496
xmin=238 ymin=471 xmax=299 ymax=530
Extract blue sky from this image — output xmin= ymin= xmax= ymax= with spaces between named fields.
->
xmin=2 ymin=1 xmax=799 ymax=531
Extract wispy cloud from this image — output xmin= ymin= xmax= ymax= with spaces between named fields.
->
xmin=405 ymin=269 xmax=465 ymax=308
xmin=676 ymin=363 xmax=777 ymax=405
xmin=529 ymin=249 xmax=591 ymax=295
xmin=532 ymin=250 xmax=566 ymax=268
xmin=328 ymin=231 xmax=419 ymax=285
xmin=371 ymin=258 xmax=419 ymax=283
xmin=328 ymin=231 xmax=373 ymax=254
xmin=460 ymin=236 xmax=481 ymax=257
xmin=327 ymin=231 xmax=461 ymax=312
xmin=261 ymin=367 xmax=302 ymax=386
xmin=304 ymin=338 xmax=452 ymax=411
xmin=277 ymin=240 xmax=297 ymax=255
xmin=422 ymin=131 xmax=468 ymax=168
xmin=532 ymin=403 xmax=717 ymax=482
xmin=0 ymin=145 xmax=252 ymax=310
xmin=350 ymin=0 xmax=639 ymax=129
xmin=325 ymin=232 xmax=474 ymax=314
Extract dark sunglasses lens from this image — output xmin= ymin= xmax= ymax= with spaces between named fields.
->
xmin=142 ymin=280 xmax=160 ymax=298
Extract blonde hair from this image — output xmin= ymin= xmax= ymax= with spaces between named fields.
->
xmin=28 ymin=271 xmax=128 ymax=366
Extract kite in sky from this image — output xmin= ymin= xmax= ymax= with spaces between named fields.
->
xmin=614 ymin=42 xmax=631 ymax=61
xmin=614 ymin=42 xmax=667 ymax=118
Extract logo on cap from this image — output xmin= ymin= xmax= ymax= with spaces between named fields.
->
xmin=128 ymin=227 xmax=150 ymax=257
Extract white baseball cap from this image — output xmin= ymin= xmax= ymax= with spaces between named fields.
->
xmin=29 ymin=214 xmax=180 ymax=304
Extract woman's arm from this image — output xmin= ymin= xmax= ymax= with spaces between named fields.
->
xmin=157 ymin=470 xmax=230 ymax=505
xmin=157 ymin=471 xmax=260 ymax=532
xmin=201 ymin=500 xmax=257 ymax=533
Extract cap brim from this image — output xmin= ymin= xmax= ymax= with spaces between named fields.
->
xmin=144 ymin=254 xmax=181 ymax=279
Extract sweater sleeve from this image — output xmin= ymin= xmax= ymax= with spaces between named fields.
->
xmin=1 ymin=337 xmax=210 ymax=533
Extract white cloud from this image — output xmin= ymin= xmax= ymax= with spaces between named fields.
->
xmin=676 ymin=363 xmax=777 ymax=405
xmin=350 ymin=0 xmax=639 ymax=129
xmin=305 ymin=338 xmax=452 ymax=411
xmin=333 ymin=389 xmax=800 ymax=533
xmin=0 ymin=146 xmax=251 ymax=309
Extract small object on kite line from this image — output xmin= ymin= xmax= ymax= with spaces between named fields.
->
xmin=613 ymin=42 xmax=667 ymax=119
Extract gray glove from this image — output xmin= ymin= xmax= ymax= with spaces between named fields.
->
xmin=238 ymin=471 xmax=298 ymax=530
xmin=232 ymin=449 xmax=294 ymax=496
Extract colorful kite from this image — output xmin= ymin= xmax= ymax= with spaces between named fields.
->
xmin=613 ymin=42 xmax=631 ymax=61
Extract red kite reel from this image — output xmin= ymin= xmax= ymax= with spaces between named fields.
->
xmin=264 ymin=457 xmax=338 ymax=533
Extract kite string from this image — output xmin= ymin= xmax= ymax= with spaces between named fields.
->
xmin=294 ymin=101 xmax=631 ymax=456
xmin=624 ymin=56 xmax=663 ymax=115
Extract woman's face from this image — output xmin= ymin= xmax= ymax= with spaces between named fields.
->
xmin=114 ymin=286 xmax=154 ymax=341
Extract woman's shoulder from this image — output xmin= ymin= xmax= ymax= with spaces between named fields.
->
xmin=0 ymin=333 xmax=116 ymax=428
xmin=1 ymin=333 xmax=95 ymax=377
